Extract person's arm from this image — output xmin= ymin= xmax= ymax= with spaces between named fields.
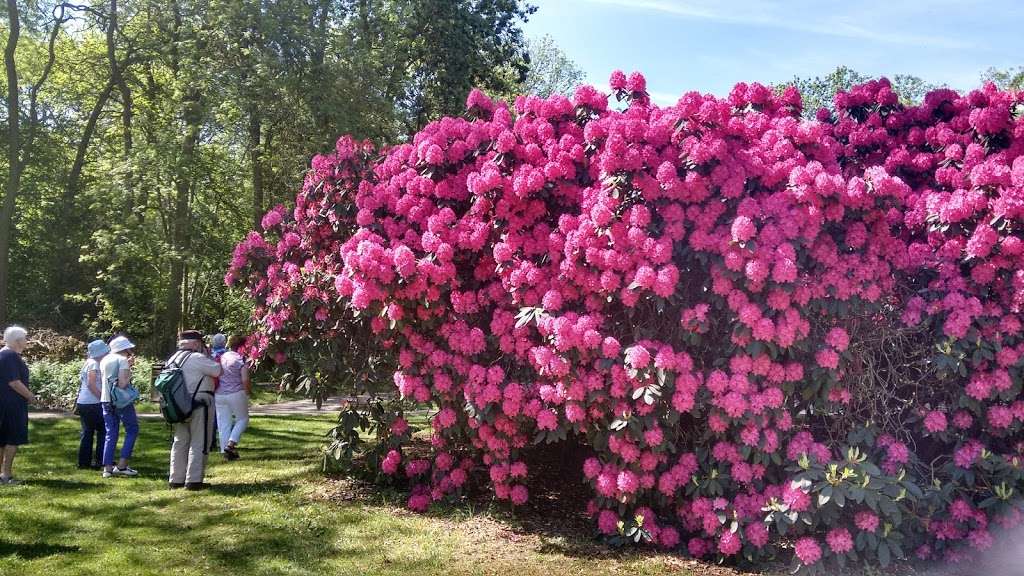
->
xmin=201 ymin=357 xmax=223 ymax=378
xmin=117 ymin=358 xmax=131 ymax=389
xmin=8 ymin=379 xmax=36 ymax=404
xmin=241 ymin=364 xmax=251 ymax=395
xmin=87 ymin=369 xmax=101 ymax=398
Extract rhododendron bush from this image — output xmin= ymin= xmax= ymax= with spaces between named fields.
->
xmin=229 ymin=72 xmax=1024 ymax=572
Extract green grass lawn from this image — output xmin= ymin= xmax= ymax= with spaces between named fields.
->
xmin=0 ymin=415 xmax=695 ymax=576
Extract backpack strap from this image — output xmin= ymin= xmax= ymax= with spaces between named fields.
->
xmin=166 ymin=350 xmax=194 ymax=370
xmin=105 ymin=356 xmax=126 ymax=403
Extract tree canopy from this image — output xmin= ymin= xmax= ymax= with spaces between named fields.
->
xmin=0 ymin=0 xmax=559 ymax=352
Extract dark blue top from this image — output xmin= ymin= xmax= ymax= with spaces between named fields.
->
xmin=0 ymin=347 xmax=29 ymax=407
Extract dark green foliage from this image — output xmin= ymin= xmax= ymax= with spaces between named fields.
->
xmin=0 ymin=0 xmax=564 ymax=354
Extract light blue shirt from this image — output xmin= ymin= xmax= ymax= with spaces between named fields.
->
xmin=77 ymin=358 xmax=102 ymax=404
xmin=99 ymin=353 xmax=130 ymax=403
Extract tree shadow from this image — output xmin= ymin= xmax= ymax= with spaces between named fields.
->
xmin=0 ymin=540 xmax=79 ymax=559
xmin=207 ymin=481 xmax=294 ymax=497
xmin=26 ymin=478 xmax=96 ymax=491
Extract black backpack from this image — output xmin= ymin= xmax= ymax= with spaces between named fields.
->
xmin=154 ymin=351 xmax=199 ymax=423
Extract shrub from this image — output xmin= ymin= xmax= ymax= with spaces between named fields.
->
xmin=229 ymin=73 xmax=1024 ymax=572
xmin=29 ymin=357 xmax=157 ymax=410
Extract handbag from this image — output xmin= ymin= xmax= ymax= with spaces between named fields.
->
xmin=107 ymin=356 xmax=140 ymax=409
xmin=110 ymin=383 xmax=140 ymax=409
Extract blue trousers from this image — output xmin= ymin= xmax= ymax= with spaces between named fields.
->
xmin=101 ymin=403 xmax=139 ymax=466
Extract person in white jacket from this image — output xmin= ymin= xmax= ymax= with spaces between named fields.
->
xmin=167 ymin=330 xmax=221 ymax=490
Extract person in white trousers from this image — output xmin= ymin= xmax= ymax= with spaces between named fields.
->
xmin=167 ymin=330 xmax=221 ymax=490
xmin=215 ymin=334 xmax=251 ymax=461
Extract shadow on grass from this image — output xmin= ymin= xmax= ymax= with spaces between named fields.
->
xmin=15 ymin=415 xmax=456 ymax=574
xmin=0 ymin=540 xmax=79 ymax=559
xmin=325 ymin=435 xmax=668 ymax=563
xmin=208 ymin=481 xmax=295 ymax=497
xmin=27 ymin=478 xmax=97 ymax=491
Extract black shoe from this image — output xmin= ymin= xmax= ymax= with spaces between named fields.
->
xmin=77 ymin=464 xmax=91 ymax=470
xmin=225 ymin=448 xmax=240 ymax=461
xmin=184 ymin=482 xmax=208 ymax=491
xmin=169 ymin=482 xmax=185 ymax=489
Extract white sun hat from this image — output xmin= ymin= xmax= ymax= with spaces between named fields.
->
xmin=109 ymin=335 xmax=136 ymax=353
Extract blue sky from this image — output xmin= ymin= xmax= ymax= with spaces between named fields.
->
xmin=522 ymin=0 xmax=1023 ymax=104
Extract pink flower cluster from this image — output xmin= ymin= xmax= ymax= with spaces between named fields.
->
xmin=230 ymin=73 xmax=1024 ymax=570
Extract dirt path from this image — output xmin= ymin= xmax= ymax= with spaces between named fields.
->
xmin=28 ymin=395 xmax=375 ymax=420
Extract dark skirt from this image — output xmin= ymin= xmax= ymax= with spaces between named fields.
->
xmin=0 ymin=398 xmax=29 ymax=446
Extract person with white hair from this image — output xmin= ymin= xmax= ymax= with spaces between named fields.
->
xmin=167 ymin=330 xmax=222 ymax=490
xmin=0 ymin=326 xmax=37 ymax=485
xmin=100 ymin=335 xmax=140 ymax=478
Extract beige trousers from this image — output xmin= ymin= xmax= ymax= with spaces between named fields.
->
xmin=168 ymin=399 xmax=214 ymax=484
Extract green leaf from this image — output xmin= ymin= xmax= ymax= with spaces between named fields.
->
xmin=818 ymin=486 xmax=833 ymax=507
xmin=877 ymin=542 xmax=891 ymax=568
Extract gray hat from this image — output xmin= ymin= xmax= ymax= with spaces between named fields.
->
xmin=109 ymin=335 xmax=135 ymax=353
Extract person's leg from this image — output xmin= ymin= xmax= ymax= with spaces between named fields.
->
xmin=92 ymin=406 xmax=106 ymax=466
xmin=185 ymin=404 xmax=211 ymax=485
xmin=169 ymin=422 xmax=190 ymax=485
xmin=101 ymin=403 xmax=120 ymax=473
xmin=228 ymin=392 xmax=250 ymax=448
xmin=214 ymin=395 xmax=232 ymax=453
xmin=1 ymin=445 xmax=17 ymax=479
xmin=77 ymin=407 xmax=94 ymax=468
xmin=117 ymin=404 xmax=139 ymax=468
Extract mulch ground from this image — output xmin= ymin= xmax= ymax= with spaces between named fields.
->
xmin=309 ymin=437 xmax=759 ymax=576
xmin=305 ymin=436 xmax=974 ymax=576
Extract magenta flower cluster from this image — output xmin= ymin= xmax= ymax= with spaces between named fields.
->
xmin=229 ymin=73 xmax=1024 ymax=571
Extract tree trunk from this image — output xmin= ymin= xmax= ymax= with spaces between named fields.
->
xmin=26 ymin=8 xmax=66 ymax=156
xmin=51 ymin=79 xmax=116 ymax=299
xmin=106 ymin=0 xmax=135 ymax=217
xmin=249 ymin=109 xmax=263 ymax=229
xmin=310 ymin=0 xmax=331 ymax=140
xmin=63 ymin=80 xmax=116 ymax=215
xmin=0 ymin=0 xmax=22 ymax=325
xmin=162 ymin=89 xmax=201 ymax=352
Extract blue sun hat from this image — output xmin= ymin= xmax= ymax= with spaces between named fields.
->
xmin=87 ymin=339 xmax=110 ymax=359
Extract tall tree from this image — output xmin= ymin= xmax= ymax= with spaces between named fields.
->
xmin=1 ymin=0 xmax=21 ymax=325
xmin=1 ymin=0 xmax=537 ymax=350
xmin=982 ymin=66 xmax=1024 ymax=91
xmin=402 ymin=0 xmax=535 ymax=129
xmin=521 ymin=34 xmax=584 ymax=97
xmin=785 ymin=66 xmax=937 ymax=118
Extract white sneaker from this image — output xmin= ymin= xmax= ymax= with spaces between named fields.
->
xmin=112 ymin=467 xmax=139 ymax=477
xmin=102 ymin=470 xmax=114 ymax=478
